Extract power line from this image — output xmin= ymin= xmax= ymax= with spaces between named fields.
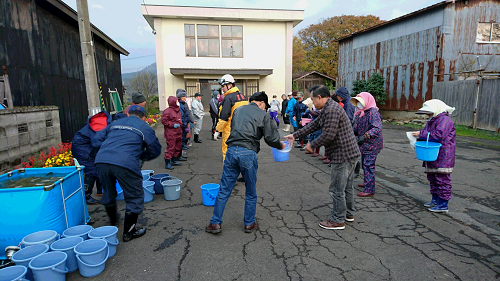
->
xmin=122 ymin=54 xmax=156 ymax=60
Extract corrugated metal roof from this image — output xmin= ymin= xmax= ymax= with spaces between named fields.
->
xmin=335 ymin=1 xmax=449 ymax=42
xmin=47 ymin=0 xmax=129 ymax=56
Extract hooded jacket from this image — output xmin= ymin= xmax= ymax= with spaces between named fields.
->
xmin=191 ymin=98 xmax=205 ymax=121
xmin=72 ymin=111 xmax=112 ymax=176
xmin=162 ymin=96 xmax=182 ymax=139
xmin=286 ymin=97 xmax=297 ymax=127
xmin=336 ymin=87 xmax=355 ymax=122
xmin=209 ymin=91 xmax=219 ymax=119
xmin=93 ymin=115 xmax=161 ymax=176
xmin=179 ymin=100 xmax=192 ymax=128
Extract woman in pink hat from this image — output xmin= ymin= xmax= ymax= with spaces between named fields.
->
xmin=351 ymin=92 xmax=383 ymax=197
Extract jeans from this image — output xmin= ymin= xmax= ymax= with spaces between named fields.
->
xmin=328 ymin=156 xmax=358 ymax=223
xmin=210 ymin=146 xmax=258 ymax=226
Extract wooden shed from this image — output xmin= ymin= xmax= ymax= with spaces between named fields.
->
xmin=292 ymin=71 xmax=336 ymax=96
xmin=0 ymin=0 xmax=129 ymax=142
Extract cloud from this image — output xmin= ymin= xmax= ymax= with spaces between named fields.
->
xmin=294 ymin=0 xmax=308 ymax=10
xmin=90 ymin=3 xmax=105 ymax=10
xmin=390 ymin=9 xmax=406 ymax=20
xmin=137 ymin=26 xmax=144 ymax=36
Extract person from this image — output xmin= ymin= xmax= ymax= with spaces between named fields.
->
xmin=177 ymin=89 xmax=192 ymax=151
xmin=191 ymin=93 xmax=205 ymax=143
xmin=72 ymin=111 xmax=112 ymax=205
xmin=333 ymin=87 xmax=355 ymax=123
xmin=92 ymin=105 xmax=161 ymax=242
xmin=162 ymin=96 xmax=183 ymax=170
xmin=215 ymin=74 xmax=248 ymax=162
xmin=292 ymin=93 xmax=308 ymax=149
xmin=301 ymin=98 xmax=321 ymax=155
xmin=269 ymin=95 xmax=281 ymax=128
xmin=350 ymin=92 xmax=383 ymax=197
xmin=411 ymin=99 xmax=456 ymax=213
xmin=125 ymin=92 xmax=146 ymax=114
xmin=286 ymin=91 xmax=298 ymax=132
xmin=206 ymin=92 xmax=286 ymax=234
xmin=281 ymin=93 xmax=291 ymax=132
xmin=285 ymin=85 xmax=360 ymax=230
xmin=209 ymin=90 xmax=220 ymax=141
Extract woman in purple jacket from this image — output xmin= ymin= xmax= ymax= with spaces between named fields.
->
xmin=351 ymin=92 xmax=383 ymax=197
xmin=412 ymin=99 xmax=456 ymax=213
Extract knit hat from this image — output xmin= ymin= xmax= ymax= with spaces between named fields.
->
xmin=131 ymin=92 xmax=146 ymax=104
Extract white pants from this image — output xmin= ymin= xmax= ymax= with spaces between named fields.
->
xmin=193 ymin=117 xmax=203 ymax=134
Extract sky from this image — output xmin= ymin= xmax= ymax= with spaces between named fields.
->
xmin=61 ymin=0 xmax=442 ymax=74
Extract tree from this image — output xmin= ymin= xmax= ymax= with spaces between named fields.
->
xmin=351 ymin=73 xmax=387 ymax=105
xmin=130 ymin=70 xmax=158 ymax=114
xmin=294 ymin=15 xmax=384 ymax=78
xmin=293 ymin=36 xmax=308 ymax=75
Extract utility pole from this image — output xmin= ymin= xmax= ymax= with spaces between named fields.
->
xmin=76 ymin=0 xmax=100 ymax=116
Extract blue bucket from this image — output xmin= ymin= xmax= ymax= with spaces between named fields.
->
xmin=415 ymin=133 xmax=442 ymax=161
xmin=21 ymin=230 xmax=59 ymax=248
xmin=200 ymin=183 xmax=220 ymax=206
xmin=0 ymin=265 xmax=27 ymax=281
xmin=271 ymin=141 xmax=291 ymax=162
xmin=151 ymin=173 xmax=170 ymax=194
xmin=50 ymin=236 xmax=84 ymax=273
xmin=74 ymin=239 xmax=108 ymax=266
xmin=161 ymin=177 xmax=182 ymax=201
xmin=62 ymin=225 xmax=93 ymax=240
xmin=75 ymin=247 xmax=108 ymax=278
xmin=11 ymin=244 xmax=49 ymax=280
xmin=143 ymin=180 xmax=155 ymax=203
xmin=29 ymin=252 xmax=68 ymax=281
xmin=141 ymin=170 xmax=154 ymax=181
xmin=116 ymin=182 xmax=124 ymax=201
xmin=88 ymin=226 xmax=119 ymax=258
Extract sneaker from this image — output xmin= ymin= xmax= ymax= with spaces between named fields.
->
xmin=345 ymin=216 xmax=354 ymax=222
xmin=319 ymin=219 xmax=345 ymax=230
xmin=86 ymin=197 xmax=101 ymax=205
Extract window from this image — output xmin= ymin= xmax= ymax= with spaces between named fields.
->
xmin=105 ymin=44 xmax=113 ymax=61
xmin=185 ymin=24 xmax=196 ymax=57
xmin=221 ymin=25 xmax=243 ymax=57
xmin=476 ymin=22 xmax=500 ymax=43
xmin=197 ymin=25 xmax=220 ymax=57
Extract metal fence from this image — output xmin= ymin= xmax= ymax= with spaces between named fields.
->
xmin=433 ymin=78 xmax=500 ymax=132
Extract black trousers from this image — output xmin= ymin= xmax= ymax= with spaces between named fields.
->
xmin=84 ymin=174 xmax=102 ymax=197
xmin=211 ymin=116 xmax=218 ymax=133
xmin=96 ymin=163 xmax=144 ymax=214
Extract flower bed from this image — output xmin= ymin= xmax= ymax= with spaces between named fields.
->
xmin=16 ymin=143 xmax=74 ymax=168
xmin=146 ymin=114 xmax=161 ymax=126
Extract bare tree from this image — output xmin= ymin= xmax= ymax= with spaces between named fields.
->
xmin=130 ymin=70 xmax=157 ymax=113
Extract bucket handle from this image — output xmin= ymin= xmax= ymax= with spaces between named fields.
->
xmin=426 ymin=132 xmax=430 ymax=146
xmin=76 ymin=246 xmax=109 ymax=267
xmin=51 ymin=266 xmax=68 ymax=274
xmin=106 ymin=238 xmax=119 ymax=246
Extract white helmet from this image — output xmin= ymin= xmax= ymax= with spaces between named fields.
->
xmin=218 ymin=74 xmax=235 ymax=86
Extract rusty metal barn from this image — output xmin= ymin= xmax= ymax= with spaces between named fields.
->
xmin=337 ymin=0 xmax=500 ymax=130
xmin=0 ymin=0 xmax=129 ymax=141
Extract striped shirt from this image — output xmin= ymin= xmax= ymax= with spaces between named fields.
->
xmin=293 ymin=98 xmax=360 ymax=163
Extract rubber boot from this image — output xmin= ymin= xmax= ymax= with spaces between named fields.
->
xmin=194 ymin=134 xmax=202 ymax=143
xmin=171 ymin=157 xmax=182 ymax=166
xmin=165 ymin=158 xmax=173 ymax=170
xmin=105 ymin=205 xmax=119 ymax=226
xmin=424 ymin=194 xmax=439 ymax=207
xmin=123 ymin=212 xmax=146 ymax=242
xmin=428 ymin=197 xmax=449 ymax=213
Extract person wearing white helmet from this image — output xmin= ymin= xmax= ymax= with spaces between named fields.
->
xmin=215 ymin=74 xmax=249 ymax=162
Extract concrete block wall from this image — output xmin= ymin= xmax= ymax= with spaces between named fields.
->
xmin=0 ymin=106 xmax=61 ymax=172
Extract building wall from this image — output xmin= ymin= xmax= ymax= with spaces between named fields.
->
xmin=156 ymin=18 xmax=289 ymax=110
xmin=0 ymin=0 xmax=123 ymax=142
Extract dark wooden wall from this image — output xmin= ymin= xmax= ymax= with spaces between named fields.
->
xmin=0 ymin=0 xmax=123 ymax=142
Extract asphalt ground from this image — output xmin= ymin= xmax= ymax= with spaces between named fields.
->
xmin=72 ymin=115 xmax=500 ymax=280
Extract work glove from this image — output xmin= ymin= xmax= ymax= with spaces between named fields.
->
xmin=184 ymin=127 xmax=189 ymax=133
xmin=356 ymin=135 xmax=366 ymax=146
xmin=174 ymin=124 xmax=180 ymax=128
xmin=214 ymin=131 xmax=220 ymax=139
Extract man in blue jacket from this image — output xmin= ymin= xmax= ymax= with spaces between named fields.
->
xmin=93 ymin=105 xmax=161 ymax=242
xmin=72 ymin=111 xmax=112 ymax=205
xmin=177 ymin=89 xmax=192 ymax=154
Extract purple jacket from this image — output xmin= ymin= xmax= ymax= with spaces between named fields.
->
xmin=418 ymin=112 xmax=456 ymax=171
xmin=353 ymin=108 xmax=383 ymax=155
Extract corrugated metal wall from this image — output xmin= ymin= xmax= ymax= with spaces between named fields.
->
xmin=0 ymin=0 xmax=123 ymax=142
xmin=337 ymin=0 xmax=500 ymax=112
xmin=433 ymin=78 xmax=500 ymax=132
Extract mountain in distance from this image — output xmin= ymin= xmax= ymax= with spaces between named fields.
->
xmin=122 ymin=63 xmax=157 ymax=96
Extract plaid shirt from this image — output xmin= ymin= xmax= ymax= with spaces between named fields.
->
xmin=293 ymin=99 xmax=360 ymax=163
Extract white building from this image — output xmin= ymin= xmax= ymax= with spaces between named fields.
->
xmin=142 ymin=5 xmax=304 ymax=110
